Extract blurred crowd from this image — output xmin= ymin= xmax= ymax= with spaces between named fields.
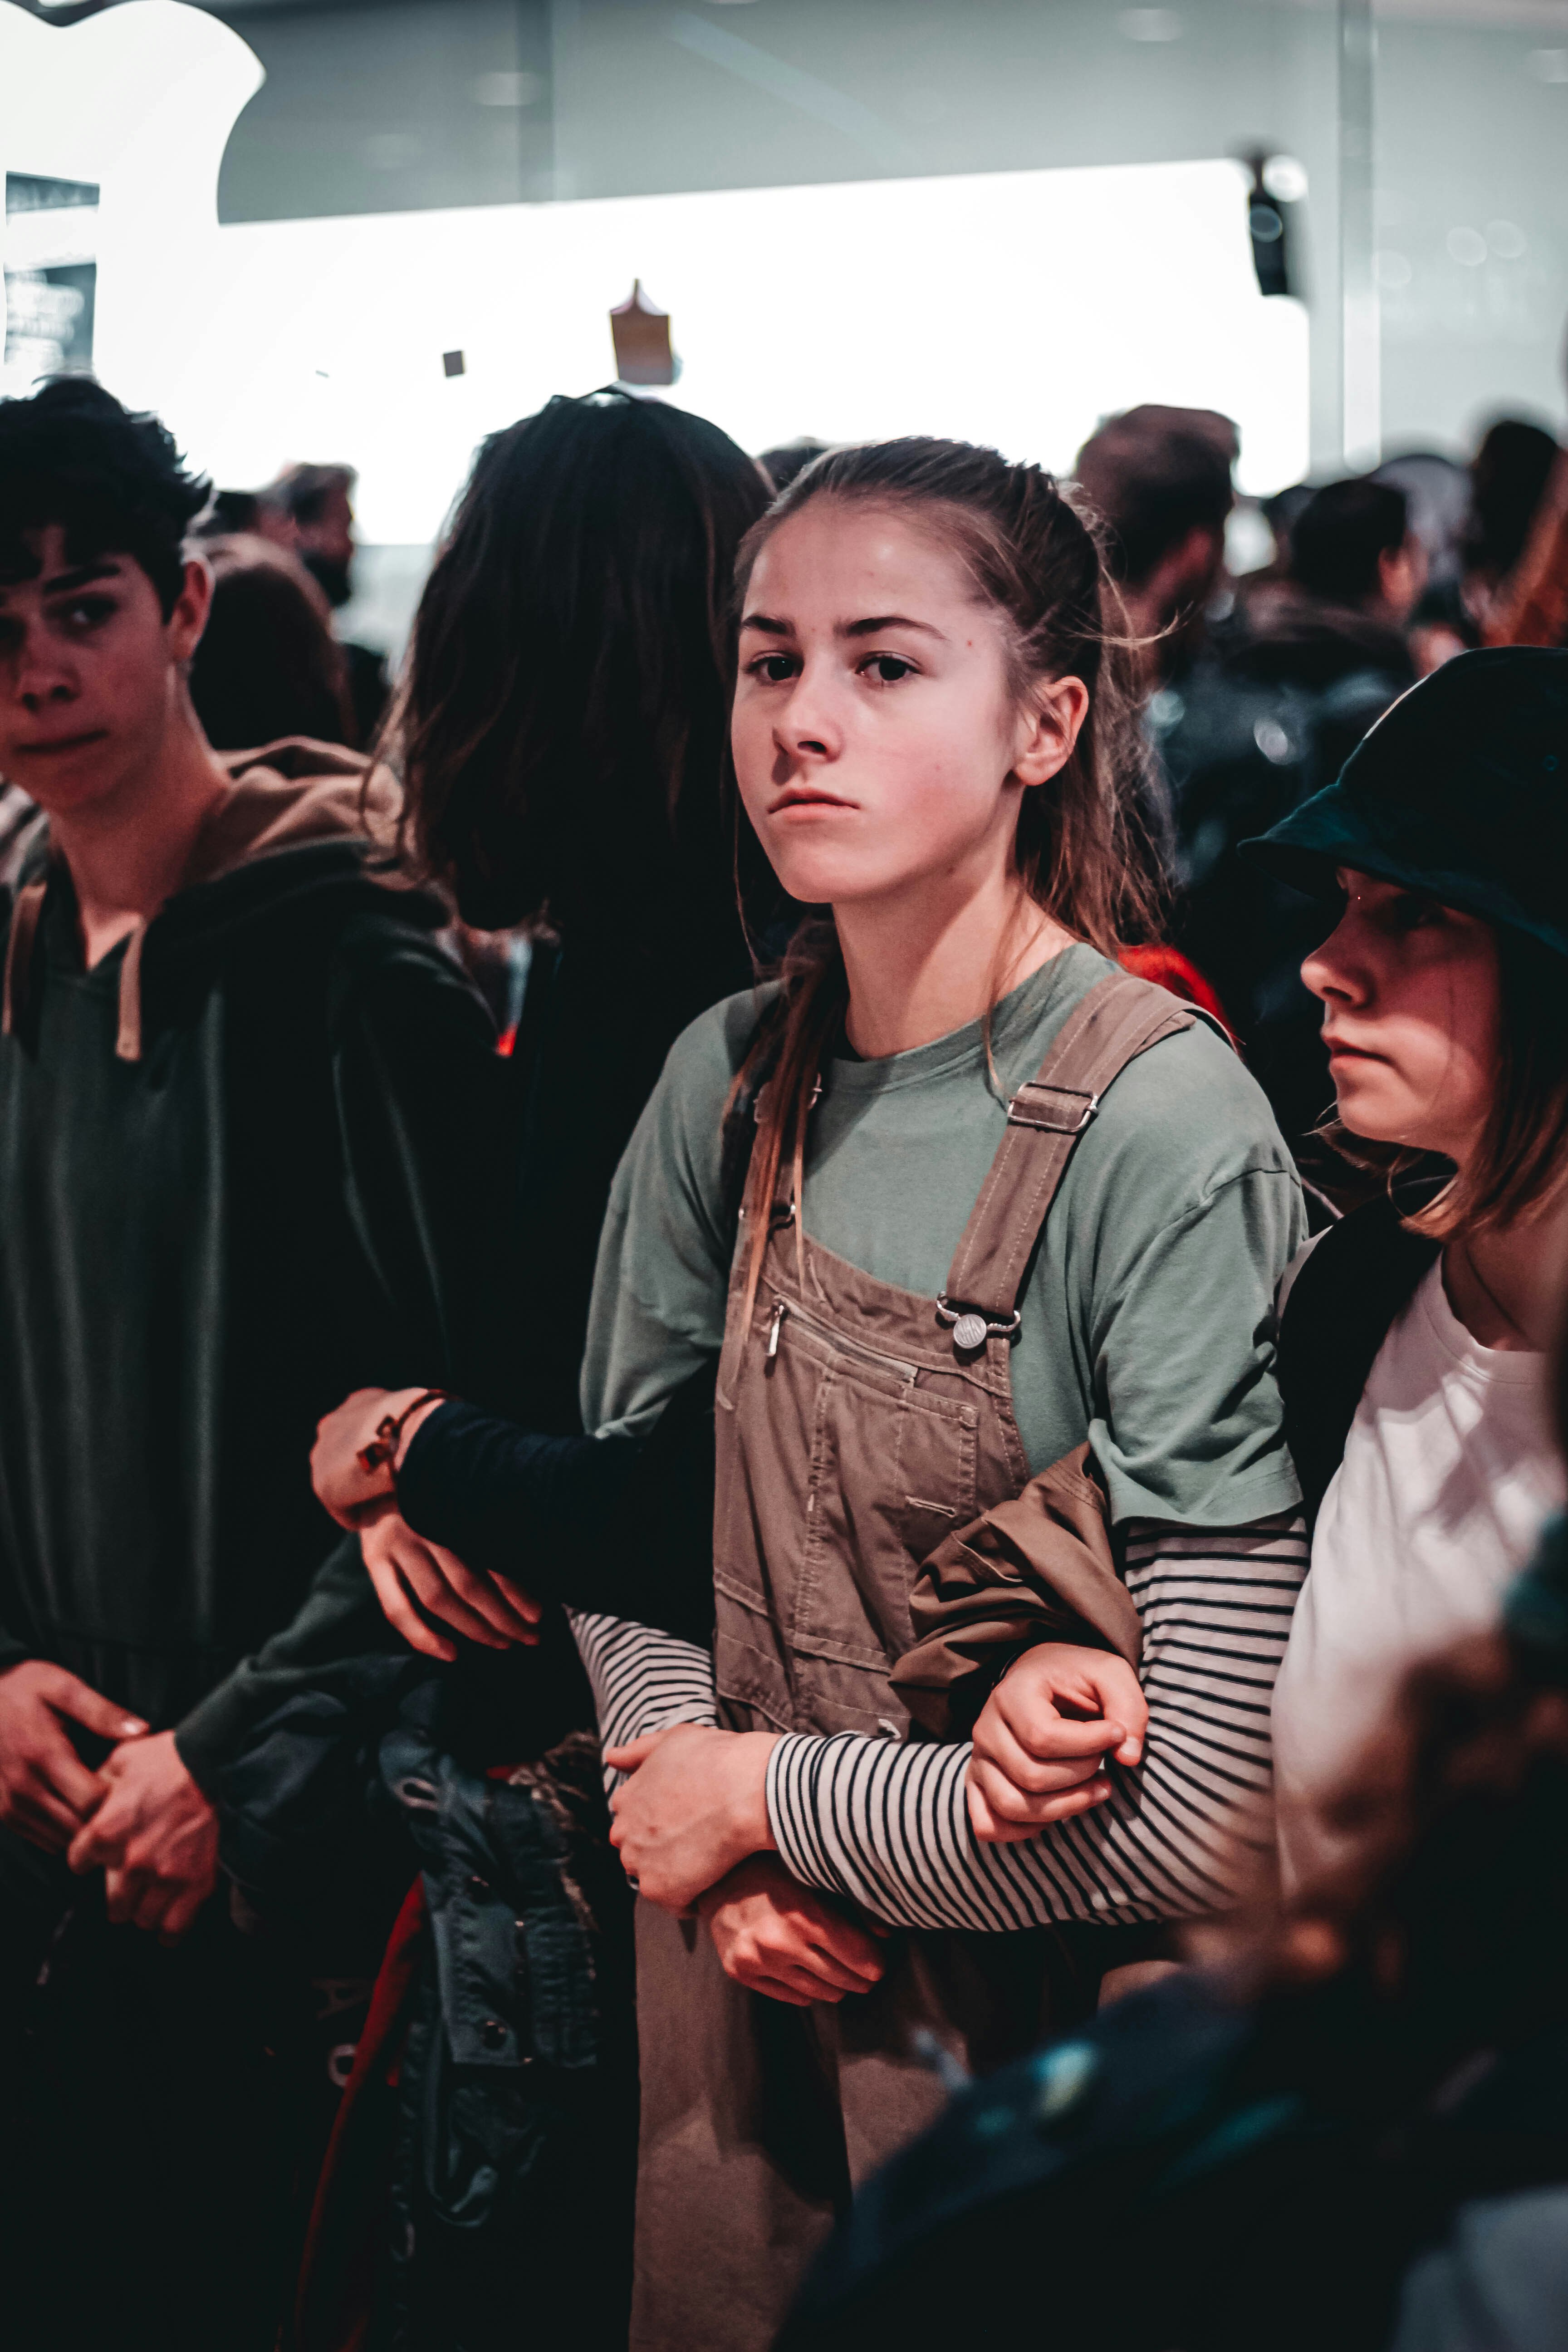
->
xmin=172 ymin=392 xmax=1568 ymax=1174
xmin=0 ymin=344 xmax=1564 ymax=2352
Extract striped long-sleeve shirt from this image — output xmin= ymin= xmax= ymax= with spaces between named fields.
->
xmin=570 ymin=1510 xmax=1308 ymax=1930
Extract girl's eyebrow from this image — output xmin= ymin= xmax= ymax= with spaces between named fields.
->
xmin=738 ymin=609 xmax=948 ymax=641
xmin=838 ymin=613 xmax=947 ymax=641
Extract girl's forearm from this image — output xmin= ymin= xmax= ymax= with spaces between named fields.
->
xmin=766 ymin=1514 xmax=1309 ymax=1930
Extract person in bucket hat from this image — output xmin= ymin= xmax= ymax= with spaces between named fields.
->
xmin=1241 ymin=645 xmax=1568 ymax=957
xmin=971 ymin=645 xmax=1568 ymax=1907
xmin=1243 ymin=645 xmax=1568 ymax=1886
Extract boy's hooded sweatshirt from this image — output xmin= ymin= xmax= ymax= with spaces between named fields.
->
xmin=0 ymin=740 xmax=521 ymax=1786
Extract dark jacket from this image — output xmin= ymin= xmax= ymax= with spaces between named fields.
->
xmin=0 ymin=742 xmax=524 ymax=1785
xmin=779 ymin=1972 xmax=1568 ymax=2352
xmin=220 ymin=1658 xmax=637 ymax=2352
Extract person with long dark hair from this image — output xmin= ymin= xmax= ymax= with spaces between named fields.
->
xmin=309 ymin=387 xmax=771 ymax=1644
xmin=239 ymin=389 xmax=771 ymax=2350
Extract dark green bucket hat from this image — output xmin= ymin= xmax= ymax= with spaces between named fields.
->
xmin=1240 ymin=645 xmax=1568 ymax=957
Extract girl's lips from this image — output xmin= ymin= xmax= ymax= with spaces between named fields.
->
xmin=770 ymin=793 xmax=853 ymax=815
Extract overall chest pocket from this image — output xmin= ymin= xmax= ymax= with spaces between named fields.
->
xmin=774 ymin=1303 xmax=980 ymax=1673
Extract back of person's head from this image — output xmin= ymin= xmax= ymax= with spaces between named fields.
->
xmin=0 ymin=375 xmax=208 ymax=616
xmin=187 ymin=534 xmax=353 ymax=753
xmin=397 ymin=388 xmax=770 ymax=930
xmin=1071 ymin=403 xmax=1237 ymax=587
xmin=758 ymin=438 xmax=830 ymax=495
xmin=1467 ymin=418 xmax=1560 ymax=581
xmin=1290 ymin=477 xmax=1409 ymax=606
xmin=272 ymin=461 xmax=356 ymax=532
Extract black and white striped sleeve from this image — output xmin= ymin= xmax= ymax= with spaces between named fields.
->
xmin=765 ymin=1514 xmax=1308 ymax=1929
xmin=567 ymin=1609 xmax=719 ymax=1794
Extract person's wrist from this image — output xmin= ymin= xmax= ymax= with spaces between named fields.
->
xmin=392 ymin=1394 xmax=450 ymax=1477
xmin=732 ymin=1732 xmax=780 ymax=1855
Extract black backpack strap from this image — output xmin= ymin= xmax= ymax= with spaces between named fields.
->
xmin=1277 ymin=1196 xmax=1441 ymax=1527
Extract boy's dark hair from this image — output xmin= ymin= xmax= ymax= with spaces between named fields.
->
xmin=1289 ymin=477 xmax=1409 ymax=607
xmin=0 ymin=376 xmax=210 ymax=618
xmin=1072 ymin=404 xmax=1237 ymax=587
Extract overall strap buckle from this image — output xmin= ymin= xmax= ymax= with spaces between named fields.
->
xmin=1007 ymin=1083 xmax=1099 ymax=1135
xmin=935 ymin=1296 xmax=1023 ymax=1354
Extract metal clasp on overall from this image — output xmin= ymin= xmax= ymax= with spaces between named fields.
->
xmin=1006 ymin=1083 xmax=1100 ymax=1134
xmin=935 ymin=1297 xmax=1023 ymax=1354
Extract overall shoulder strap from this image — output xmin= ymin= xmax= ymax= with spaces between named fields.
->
xmin=1277 ymin=1197 xmax=1441 ymax=1527
xmin=943 ymin=971 xmax=1194 ymax=1328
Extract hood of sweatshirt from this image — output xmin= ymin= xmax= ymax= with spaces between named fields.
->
xmin=1 ymin=736 xmax=437 ymax=1062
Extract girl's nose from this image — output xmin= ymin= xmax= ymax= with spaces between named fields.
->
xmin=1301 ymin=913 xmax=1368 ymax=1006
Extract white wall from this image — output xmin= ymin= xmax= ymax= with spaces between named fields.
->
xmin=113 ymin=160 xmax=1308 ymax=545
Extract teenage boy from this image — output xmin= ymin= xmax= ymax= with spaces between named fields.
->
xmin=0 ymin=378 xmax=516 ymax=2348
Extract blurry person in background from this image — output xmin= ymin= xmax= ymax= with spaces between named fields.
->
xmin=270 ymin=459 xmax=391 ymax=744
xmin=1463 ymin=419 xmax=1559 ymax=631
xmin=1073 ymin=402 xmax=1238 ymax=690
xmin=0 ymin=377 xmax=522 ymax=2352
xmin=1485 ymin=329 xmax=1568 ymax=653
xmin=1401 ymin=426 xmax=1558 ymax=676
xmin=1275 ymin=476 xmax=1427 ymax=654
xmin=1072 ymin=403 xmax=1238 ymax=880
xmin=1372 ymin=448 xmax=1472 ymax=676
xmin=1163 ymin=476 xmax=1421 ymax=1166
xmin=758 ymin=436 xmax=830 ymax=493
xmin=187 ymin=533 xmax=354 ymax=752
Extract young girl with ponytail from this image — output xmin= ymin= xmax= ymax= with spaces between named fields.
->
xmin=581 ymin=439 xmax=1310 ymax=2347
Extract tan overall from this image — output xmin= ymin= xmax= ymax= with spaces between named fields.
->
xmin=630 ymin=975 xmax=1192 ymax=2351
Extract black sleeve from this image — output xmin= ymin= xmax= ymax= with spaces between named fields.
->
xmin=397 ymin=1364 xmax=720 ymax=1648
xmin=396 ymin=1405 xmax=637 ymax=1580
xmin=176 ymin=1532 xmax=397 ymax=1793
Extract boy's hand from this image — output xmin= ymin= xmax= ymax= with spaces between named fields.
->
xmin=698 ymin=1855 xmax=887 ymax=2007
xmin=67 ymin=1730 xmax=217 ymax=1943
xmin=967 ymin=1642 xmax=1147 ymax=1844
xmin=0 ymin=1660 xmax=144 ymax=1852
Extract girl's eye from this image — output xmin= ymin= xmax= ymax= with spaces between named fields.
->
xmin=749 ymin=653 xmax=798 ymax=685
xmin=860 ymin=654 xmax=915 ymax=686
xmin=1385 ymin=890 xmax=1442 ymax=934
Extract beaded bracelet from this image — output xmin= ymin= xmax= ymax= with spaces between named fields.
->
xmin=356 ymin=1389 xmax=451 ymax=1479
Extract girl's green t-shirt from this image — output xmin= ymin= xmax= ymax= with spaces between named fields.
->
xmin=582 ymin=943 xmax=1306 ymax=1528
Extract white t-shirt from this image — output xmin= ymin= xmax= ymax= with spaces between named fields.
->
xmin=1272 ymin=1255 xmax=1563 ymax=1887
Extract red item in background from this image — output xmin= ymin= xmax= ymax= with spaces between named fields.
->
xmin=1118 ymin=942 xmax=1232 ymax=1035
xmin=295 ymin=1877 xmax=429 ymax=2352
